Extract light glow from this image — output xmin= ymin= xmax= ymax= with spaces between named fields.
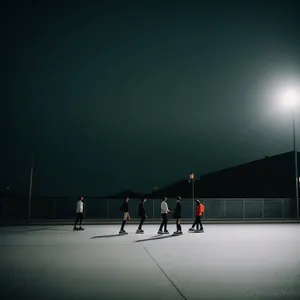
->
xmin=282 ymin=88 xmax=300 ymax=108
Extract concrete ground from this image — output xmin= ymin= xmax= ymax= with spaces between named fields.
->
xmin=0 ymin=224 xmax=299 ymax=300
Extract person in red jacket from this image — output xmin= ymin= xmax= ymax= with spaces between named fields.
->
xmin=189 ymin=200 xmax=204 ymax=232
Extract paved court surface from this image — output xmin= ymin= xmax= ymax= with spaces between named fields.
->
xmin=0 ymin=224 xmax=299 ymax=300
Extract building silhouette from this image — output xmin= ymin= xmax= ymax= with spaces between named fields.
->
xmin=152 ymin=151 xmax=299 ymax=198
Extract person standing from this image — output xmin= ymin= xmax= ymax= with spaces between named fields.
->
xmin=189 ymin=200 xmax=204 ymax=232
xmin=119 ymin=197 xmax=130 ymax=234
xmin=158 ymin=197 xmax=170 ymax=234
xmin=136 ymin=198 xmax=147 ymax=234
xmin=172 ymin=196 xmax=183 ymax=235
xmin=73 ymin=196 xmax=85 ymax=231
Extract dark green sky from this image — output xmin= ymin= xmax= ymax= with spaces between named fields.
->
xmin=1 ymin=0 xmax=300 ymax=196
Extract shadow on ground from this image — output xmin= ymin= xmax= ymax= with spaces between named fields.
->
xmin=23 ymin=227 xmax=49 ymax=232
xmin=23 ymin=227 xmax=72 ymax=233
xmin=134 ymin=234 xmax=181 ymax=242
xmin=91 ymin=234 xmax=128 ymax=239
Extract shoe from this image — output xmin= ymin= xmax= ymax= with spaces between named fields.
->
xmin=136 ymin=229 xmax=144 ymax=234
xmin=173 ymin=231 xmax=182 ymax=235
xmin=157 ymin=230 xmax=163 ymax=234
xmin=73 ymin=227 xmax=79 ymax=231
xmin=79 ymin=227 xmax=85 ymax=231
xmin=188 ymin=228 xmax=195 ymax=232
xmin=164 ymin=230 xmax=169 ymax=234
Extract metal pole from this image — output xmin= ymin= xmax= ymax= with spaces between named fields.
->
xmin=107 ymin=199 xmax=110 ymax=219
xmin=192 ymin=179 xmax=195 ymax=217
xmin=152 ymin=199 xmax=154 ymax=220
xmin=53 ymin=198 xmax=56 ymax=219
xmin=28 ymin=153 xmax=34 ymax=220
xmin=292 ymin=112 xmax=299 ymax=219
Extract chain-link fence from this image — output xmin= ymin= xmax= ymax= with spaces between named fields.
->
xmin=0 ymin=197 xmax=297 ymax=220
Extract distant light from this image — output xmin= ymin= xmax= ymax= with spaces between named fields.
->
xmin=189 ymin=173 xmax=195 ymax=180
xmin=282 ymin=88 xmax=300 ymax=108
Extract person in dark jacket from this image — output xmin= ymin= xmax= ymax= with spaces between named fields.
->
xmin=136 ymin=198 xmax=147 ymax=234
xmin=119 ymin=197 xmax=130 ymax=234
xmin=172 ymin=196 xmax=183 ymax=235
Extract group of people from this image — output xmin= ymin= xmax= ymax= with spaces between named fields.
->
xmin=119 ymin=196 xmax=204 ymax=235
xmin=73 ymin=196 xmax=205 ymax=235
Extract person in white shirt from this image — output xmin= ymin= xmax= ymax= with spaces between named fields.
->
xmin=158 ymin=197 xmax=170 ymax=234
xmin=73 ymin=196 xmax=85 ymax=231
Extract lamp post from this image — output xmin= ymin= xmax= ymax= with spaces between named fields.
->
xmin=292 ymin=111 xmax=299 ymax=219
xmin=283 ymin=89 xmax=299 ymax=219
xmin=28 ymin=152 xmax=34 ymax=220
xmin=189 ymin=173 xmax=195 ymax=217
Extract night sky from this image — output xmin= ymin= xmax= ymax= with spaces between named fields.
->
xmin=1 ymin=0 xmax=300 ymax=197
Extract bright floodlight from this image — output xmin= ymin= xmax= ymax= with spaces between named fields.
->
xmin=282 ymin=88 xmax=300 ymax=108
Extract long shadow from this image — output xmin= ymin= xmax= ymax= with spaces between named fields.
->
xmin=23 ymin=228 xmax=72 ymax=233
xmin=47 ymin=229 xmax=72 ymax=232
xmin=23 ymin=227 xmax=49 ymax=232
xmin=134 ymin=234 xmax=181 ymax=243
xmin=91 ymin=234 xmax=127 ymax=239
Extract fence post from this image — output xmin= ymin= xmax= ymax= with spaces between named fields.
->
xmin=0 ymin=198 xmax=4 ymax=217
xmin=224 ymin=199 xmax=226 ymax=218
xmin=281 ymin=198 xmax=284 ymax=218
xmin=107 ymin=199 xmax=110 ymax=219
xmin=262 ymin=199 xmax=264 ymax=218
xmin=53 ymin=198 xmax=56 ymax=219
xmin=153 ymin=199 xmax=154 ymax=220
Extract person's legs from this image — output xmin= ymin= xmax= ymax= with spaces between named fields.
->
xmin=178 ymin=218 xmax=182 ymax=232
xmin=159 ymin=214 xmax=165 ymax=232
xmin=199 ymin=215 xmax=203 ymax=230
xmin=120 ymin=213 xmax=127 ymax=232
xmin=196 ymin=216 xmax=200 ymax=230
xmin=120 ymin=220 xmax=126 ymax=231
xmin=189 ymin=217 xmax=197 ymax=231
xmin=163 ymin=214 xmax=168 ymax=232
xmin=138 ymin=217 xmax=143 ymax=230
xmin=138 ymin=216 xmax=145 ymax=230
xmin=77 ymin=213 xmax=85 ymax=230
xmin=175 ymin=218 xmax=180 ymax=232
xmin=79 ymin=213 xmax=83 ymax=226
xmin=74 ymin=213 xmax=80 ymax=229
